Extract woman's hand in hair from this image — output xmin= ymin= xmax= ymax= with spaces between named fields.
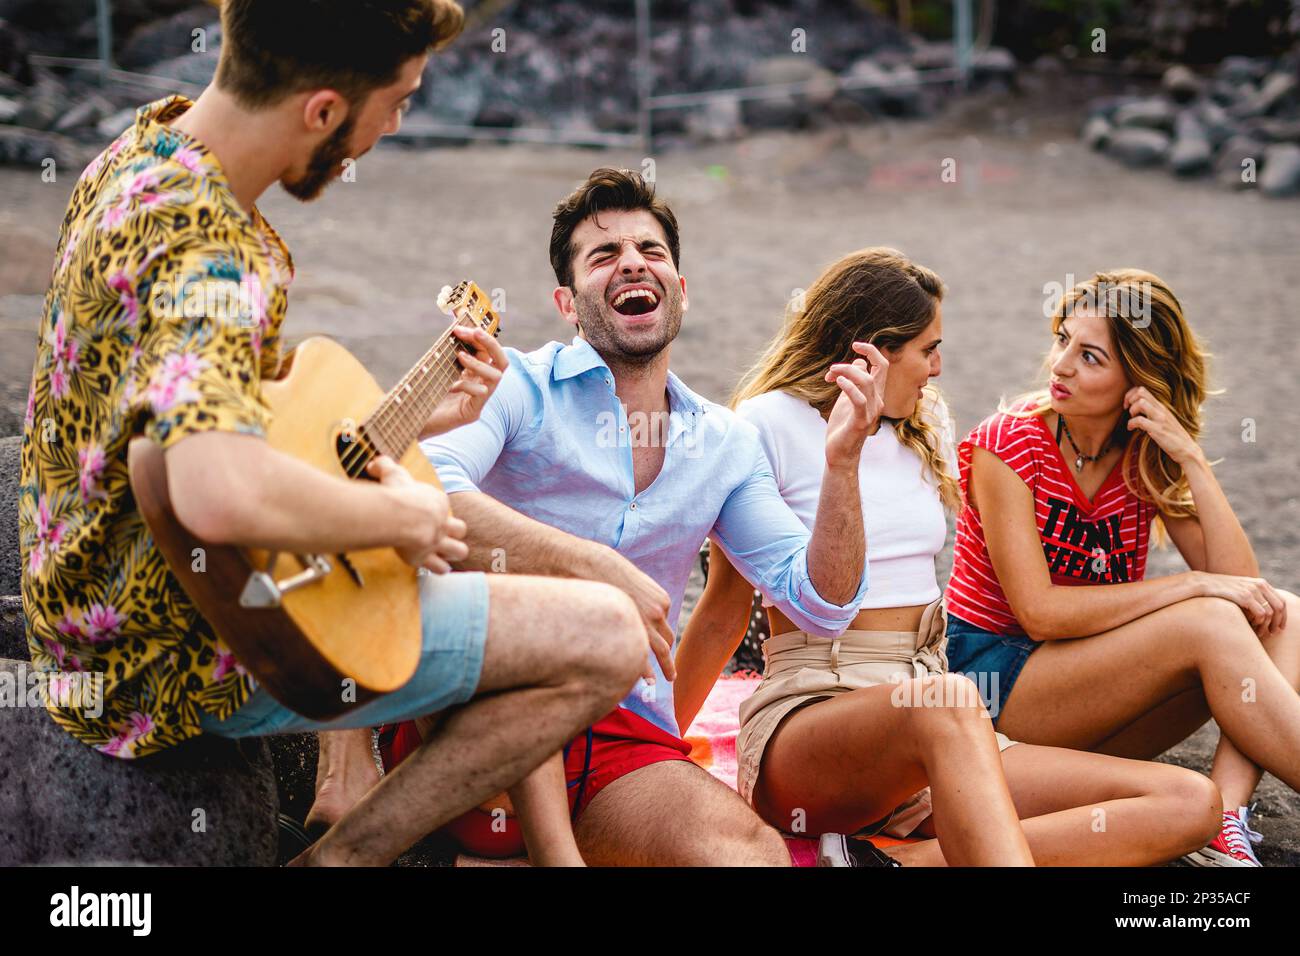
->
xmin=1124 ymin=386 xmax=1201 ymax=467
xmin=823 ymin=342 xmax=888 ymax=470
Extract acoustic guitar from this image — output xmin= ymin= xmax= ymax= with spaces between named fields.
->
xmin=128 ymin=280 xmax=502 ymax=719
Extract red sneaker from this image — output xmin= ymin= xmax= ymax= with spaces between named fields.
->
xmin=1183 ymin=806 xmax=1263 ymax=867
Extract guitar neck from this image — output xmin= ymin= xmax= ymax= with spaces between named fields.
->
xmin=357 ymin=281 xmax=500 ymax=467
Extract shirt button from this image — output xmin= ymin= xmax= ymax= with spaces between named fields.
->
xmin=630 ymin=502 xmax=637 ymax=511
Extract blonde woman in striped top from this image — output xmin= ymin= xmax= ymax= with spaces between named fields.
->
xmin=945 ymin=269 xmax=1300 ymax=866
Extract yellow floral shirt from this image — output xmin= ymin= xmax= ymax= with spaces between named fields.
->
xmin=19 ymin=95 xmax=293 ymax=758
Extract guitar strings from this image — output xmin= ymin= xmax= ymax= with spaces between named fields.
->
xmin=336 ymin=301 xmax=494 ymax=479
xmin=371 ymin=303 xmax=492 ymax=444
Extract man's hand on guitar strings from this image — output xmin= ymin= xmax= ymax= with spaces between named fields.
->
xmin=420 ymin=326 xmax=511 ymax=440
xmin=365 ymin=455 xmax=469 ymax=573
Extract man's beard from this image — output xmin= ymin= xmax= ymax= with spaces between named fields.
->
xmin=281 ymin=114 xmax=356 ymax=202
xmin=572 ymin=280 xmax=683 ymax=369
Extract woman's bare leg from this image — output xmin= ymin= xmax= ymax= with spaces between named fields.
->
xmin=508 ymin=752 xmax=586 ymax=867
xmin=902 ymin=743 xmax=1222 ymax=866
xmin=995 ymin=595 xmax=1300 ymax=797
xmin=753 ymin=674 xmax=1034 ymax=866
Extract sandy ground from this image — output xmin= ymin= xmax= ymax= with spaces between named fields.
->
xmin=2 ymin=88 xmax=1298 ymax=863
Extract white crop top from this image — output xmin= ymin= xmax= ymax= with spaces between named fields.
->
xmin=734 ymin=389 xmax=958 ymax=610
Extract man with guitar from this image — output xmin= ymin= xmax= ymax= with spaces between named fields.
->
xmin=19 ymin=0 xmax=650 ymax=866
xmin=358 ymin=167 xmax=880 ymax=864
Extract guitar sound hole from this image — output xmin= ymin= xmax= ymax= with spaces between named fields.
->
xmin=335 ymin=431 xmax=376 ymax=481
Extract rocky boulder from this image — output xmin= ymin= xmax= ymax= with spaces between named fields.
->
xmin=0 ymin=657 xmax=278 ymax=865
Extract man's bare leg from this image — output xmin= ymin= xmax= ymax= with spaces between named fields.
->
xmin=297 ymin=574 xmax=644 ymax=866
xmin=304 ymin=728 xmax=380 ymax=835
xmin=573 ymin=760 xmax=791 ymax=866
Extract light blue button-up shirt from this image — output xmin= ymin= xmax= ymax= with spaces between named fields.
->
xmin=421 ymin=336 xmax=868 ymax=736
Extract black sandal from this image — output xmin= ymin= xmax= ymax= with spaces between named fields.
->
xmin=277 ymin=812 xmax=315 ymax=866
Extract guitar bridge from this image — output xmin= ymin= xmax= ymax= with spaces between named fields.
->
xmin=240 ymin=552 xmax=333 ymax=609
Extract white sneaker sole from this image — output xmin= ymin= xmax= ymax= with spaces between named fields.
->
xmin=1182 ymin=847 xmax=1260 ymax=867
xmin=817 ymin=833 xmax=852 ymax=867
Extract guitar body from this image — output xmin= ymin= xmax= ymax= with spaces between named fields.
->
xmin=130 ymin=281 xmax=500 ymax=721
xmin=131 ymin=338 xmax=426 ymax=718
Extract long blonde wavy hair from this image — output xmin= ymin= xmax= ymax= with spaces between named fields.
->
xmin=1005 ymin=269 xmax=1213 ymax=533
xmin=731 ymin=247 xmax=960 ymax=511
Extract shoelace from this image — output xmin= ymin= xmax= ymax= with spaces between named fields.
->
xmin=1221 ymin=806 xmax=1263 ymax=861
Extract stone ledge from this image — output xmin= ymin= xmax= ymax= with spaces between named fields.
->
xmin=0 ymin=658 xmax=278 ymax=866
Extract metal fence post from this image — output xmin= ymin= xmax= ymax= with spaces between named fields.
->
xmin=96 ymin=0 xmax=114 ymax=87
xmin=954 ymin=0 xmax=972 ymax=90
xmin=636 ymin=0 xmax=652 ymax=156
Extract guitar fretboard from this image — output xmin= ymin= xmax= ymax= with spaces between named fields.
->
xmin=337 ymin=282 xmax=497 ymax=480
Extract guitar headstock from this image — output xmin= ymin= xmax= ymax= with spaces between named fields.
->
xmin=437 ymin=281 xmax=502 ymax=339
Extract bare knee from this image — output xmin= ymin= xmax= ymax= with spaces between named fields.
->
xmin=1180 ymin=597 xmax=1257 ymax=652
xmin=903 ymin=674 xmax=991 ymax=723
xmin=893 ymin=674 xmax=995 ymax=754
xmin=1273 ymin=589 xmax=1300 ymax=641
xmin=563 ymin=581 xmax=645 ymax=692
xmin=713 ymin=813 xmax=791 ymax=867
xmin=1152 ymin=766 xmax=1223 ymax=849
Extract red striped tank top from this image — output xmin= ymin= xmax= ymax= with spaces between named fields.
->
xmin=945 ymin=401 xmax=1158 ymax=635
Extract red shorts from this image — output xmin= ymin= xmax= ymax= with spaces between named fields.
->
xmin=377 ymin=708 xmax=693 ymax=858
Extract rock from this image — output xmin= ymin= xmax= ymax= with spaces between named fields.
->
xmin=1168 ymin=136 xmax=1212 ymax=176
xmin=0 ymin=124 xmax=88 ymax=169
xmin=1107 ymin=127 xmax=1171 ymax=167
xmin=144 ymin=49 xmax=218 ymax=87
xmin=0 ymin=93 xmax=16 ymax=123
xmin=971 ymin=46 xmax=1017 ymax=78
xmin=1231 ymin=71 xmax=1299 ymax=120
xmin=1218 ymin=56 xmax=1269 ymax=85
xmin=1162 ymin=64 xmax=1202 ymax=104
xmin=1 ymin=436 xmax=19 ymax=598
xmin=1085 ymin=95 xmax=1136 ymax=123
xmin=96 ymin=106 xmax=138 ymax=140
xmin=471 ymin=103 xmax=520 ymax=130
xmin=52 ymin=91 xmax=114 ymax=133
xmin=13 ymin=74 xmax=68 ymax=130
xmin=1113 ymin=97 xmax=1176 ymax=132
xmin=1195 ymin=99 xmax=1237 ymax=148
xmin=117 ymin=5 xmax=216 ymax=70
xmin=843 ymin=57 xmax=925 ymax=117
xmin=909 ymin=40 xmax=954 ymax=72
xmin=0 ymin=596 xmax=22 ymax=660
xmin=684 ymin=94 xmax=743 ymax=143
xmin=0 ymin=16 xmax=34 ymax=85
xmin=1169 ymin=112 xmax=1212 ymax=176
xmin=1241 ymin=116 xmax=1300 ymax=143
xmin=741 ymin=56 xmax=837 ymax=130
xmin=1214 ymin=134 xmax=1265 ymax=189
xmin=1081 ymin=115 xmax=1111 ymax=151
xmin=0 ymin=658 xmax=278 ymax=865
xmin=1260 ymin=143 xmax=1300 ymax=197
xmin=1032 ymin=53 xmax=1064 ymax=74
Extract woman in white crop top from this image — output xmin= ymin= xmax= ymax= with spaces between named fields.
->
xmin=675 ymin=248 xmax=1220 ymax=866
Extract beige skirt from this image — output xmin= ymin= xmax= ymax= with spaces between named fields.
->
xmin=735 ymin=597 xmax=1018 ymax=838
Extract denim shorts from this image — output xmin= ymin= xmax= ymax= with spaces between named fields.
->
xmin=198 ymin=568 xmax=490 ymax=737
xmin=943 ymin=613 xmax=1040 ymax=726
